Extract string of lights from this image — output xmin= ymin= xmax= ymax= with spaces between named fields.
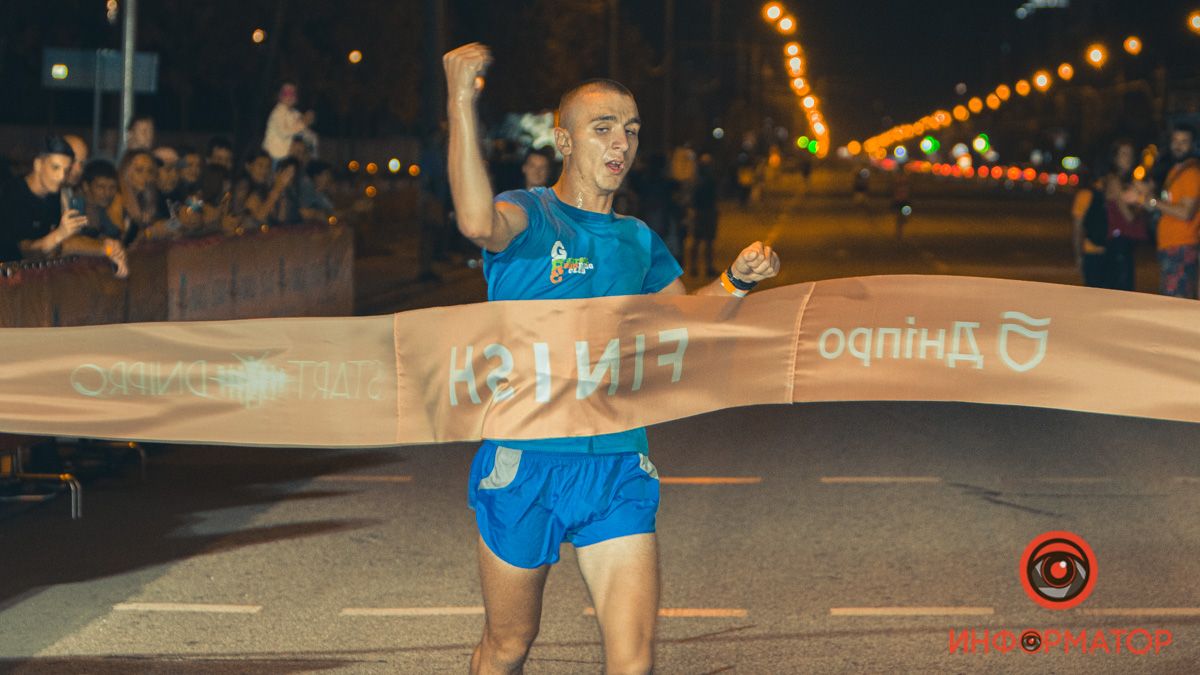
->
xmin=760 ymin=3 xmax=830 ymax=158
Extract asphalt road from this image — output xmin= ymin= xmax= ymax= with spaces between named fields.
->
xmin=2 ymin=170 xmax=1197 ymax=674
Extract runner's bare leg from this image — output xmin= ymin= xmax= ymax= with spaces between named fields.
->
xmin=471 ymin=536 xmax=551 ymax=675
xmin=576 ymin=533 xmax=659 ymax=675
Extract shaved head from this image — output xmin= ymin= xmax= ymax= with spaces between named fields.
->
xmin=557 ymin=78 xmax=635 ymax=131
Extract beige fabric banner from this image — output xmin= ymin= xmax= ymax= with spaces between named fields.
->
xmin=0 ymin=275 xmax=1197 ymax=447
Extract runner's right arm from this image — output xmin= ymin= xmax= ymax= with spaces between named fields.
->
xmin=444 ymin=43 xmax=528 ymax=253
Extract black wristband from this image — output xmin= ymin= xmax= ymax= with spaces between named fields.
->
xmin=726 ymin=265 xmax=758 ymax=291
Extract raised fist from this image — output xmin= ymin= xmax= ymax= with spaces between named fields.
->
xmin=731 ymin=241 xmax=781 ymax=284
xmin=443 ymin=42 xmax=493 ymax=105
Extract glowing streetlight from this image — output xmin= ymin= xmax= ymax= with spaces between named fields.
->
xmin=801 ymin=95 xmax=816 ymax=110
xmin=967 ymin=97 xmax=983 ymax=114
xmin=1058 ymin=62 xmax=1075 ymax=81
xmin=1190 ymin=10 xmax=1200 ymax=35
xmin=388 ymin=158 xmax=401 ymax=173
xmin=1123 ymin=36 xmax=1142 ymax=55
xmin=787 ymin=56 xmax=805 ymax=76
xmin=1085 ymin=43 xmax=1107 ymax=68
xmin=847 ymin=140 xmax=862 ymax=155
xmin=777 ymin=15 xmax=796 ymax=34
xmin=784 ymin=42 xmax=801 ymax=57
xmin=953 ymin=105 xmax=969 ymax=122
xmin=762 ymin=3 xmax=783 ymax=21
xmin=995 ymin=84 xmax=1011 ymax=101
xmin=251 ymin=28 xmax=266 ymax=44
xmin=1015 ymin=79 xmax=1031 ymax=96
xmin=790 ymin=77 xmax=810 ymax=95
xmin=348 ymin=49 xmax=363 ymax=64
xmin=1032 ymin=70 xmax=1052 ymax=92
xmin=986 ymin=94 xmax=1001 ymax=110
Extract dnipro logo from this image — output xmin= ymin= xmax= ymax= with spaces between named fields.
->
xmin=1019 ymin=531 xmax=1096 ymax=610
xmin=549 ymin=239 xmax=594 ymax=284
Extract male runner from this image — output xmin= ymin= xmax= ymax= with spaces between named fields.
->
xmin=444 ymin=43 xmax=780 ymax=675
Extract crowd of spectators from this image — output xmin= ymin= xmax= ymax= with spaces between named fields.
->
xmin=1072 ymin=122 xmax=1200 ymax=297
xmin=0 ymin=83 xmax=336 ymax=278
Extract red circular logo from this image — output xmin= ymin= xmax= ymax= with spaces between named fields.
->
xmin=1019 ymin=531 xmax=1096 ymax=610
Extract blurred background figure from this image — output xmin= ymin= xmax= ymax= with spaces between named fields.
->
xmin=688 ymin=153 xmax=719 ymax=277
xmin=263 ymin=84 xmax=317 ymax=166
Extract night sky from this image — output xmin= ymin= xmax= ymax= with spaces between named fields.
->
xmin=1 ymin=0 xmax=1195 ymax=148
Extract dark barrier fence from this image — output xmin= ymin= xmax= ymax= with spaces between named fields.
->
xmin=0 ymin=223 xmax=354 ymax=327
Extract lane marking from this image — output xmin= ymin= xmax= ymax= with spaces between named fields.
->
xmin=1081 ymin=608 xmax=1200 ymax=617
xmin=315 ymin=475 xmax=413 ymax=483
xmin=820 ymin=476 xmax=942 ymax=484
xmin=113 ymin=602 xmax=262 ymax=614
xmin=661 ymin=477 xmax=762 ymax=485
xmin=831 ymin=607 xmax=994 ymax=617
xmin=341 ymin=606 xmax=485 ymax=617
xmin=585 ymin=607 xmax=747 ymax=618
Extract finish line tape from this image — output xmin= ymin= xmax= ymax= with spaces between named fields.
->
xmin=0 ymin=275 xmax=1196 ymax=447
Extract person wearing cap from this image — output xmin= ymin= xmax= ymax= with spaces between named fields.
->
xmin=0 ymin=136 xmax=89 ymax=263
xmin=262 ymin=83 xmax=316 ymax=164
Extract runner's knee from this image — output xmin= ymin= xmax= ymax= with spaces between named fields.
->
xmin=482 ymin=621 xmax=539 ymax=664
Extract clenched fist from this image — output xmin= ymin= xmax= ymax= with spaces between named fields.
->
xmin=730 ymin=241 xmax=781 ymax=284
xmin=443 ymin=43 xmax=493 ymax=106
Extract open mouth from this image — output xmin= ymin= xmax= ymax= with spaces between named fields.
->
xmin=605 ymin=160 xmax=624 ymax=174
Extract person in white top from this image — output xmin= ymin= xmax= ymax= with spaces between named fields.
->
xmin=262 ymin=83 xmax=316 ymax=163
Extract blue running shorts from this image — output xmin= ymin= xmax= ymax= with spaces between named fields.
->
xmin=467 ymin=441 xmax=661 ymax=569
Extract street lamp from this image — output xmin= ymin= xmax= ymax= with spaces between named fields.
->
xmin=777 ymin=15 xmax=796 ymax=34
xmin=784 ymin=42 xmax=801 ymax=57
xmin=787 ymin=56 xmax=804 ymax=76
xmin=348 ymin=49 xmax=363 ymax=64
xmin=1015 ymin=79 xmax=1031 ymax=96
xmin=762 ymin=3 xmax=783 ymax=21
xmin=1057 ymin=62 xmax=1074 ymax=81
xmin=1189 ymin=10 xmax=1200 ymax=35
xmin=995 ymin=84 xmax=1011 ymax=101
xmin=251 ymin=28 xmax=266 ymax=44
xmin=1085 ymin=43 xmax=1107 ymax=68
xmin=952 ymin=104 xmax=969 ymax=122
xmin=1032 ymin=70 xmax=1052 ymax=92
xmin=967 ymin=96 xmax=983 ymax=114
xmin=986 ymin=94 xmax=1000 ymax=110
xmin=1123 ymin=36 xmax=1142 ymax=55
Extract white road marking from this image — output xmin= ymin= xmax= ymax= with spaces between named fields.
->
xmin=340 ymin=606 xmax=485 ymax=617
xmin=830 ymin=607 xmax=994 ymax=617
xmin=113 ymin=602 xmax=262 ymax=614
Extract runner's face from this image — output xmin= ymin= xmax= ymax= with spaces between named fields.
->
xmin=564 ymin=89 xmax=640 ymax=193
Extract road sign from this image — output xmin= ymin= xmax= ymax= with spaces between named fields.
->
xmin=41 ymin=48 xmax=158 ymax=93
